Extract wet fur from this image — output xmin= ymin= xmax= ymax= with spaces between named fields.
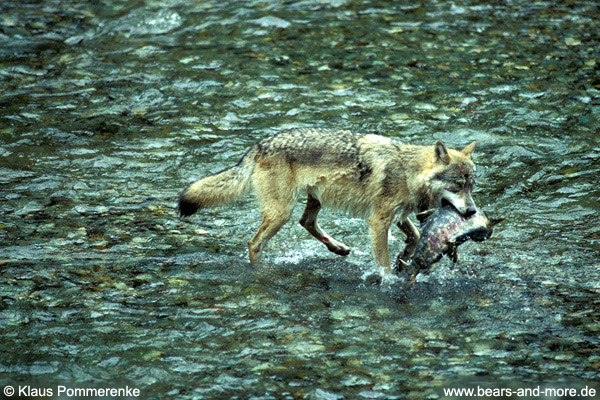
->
xmin=179 ymin=128 xmax=476 ymax=274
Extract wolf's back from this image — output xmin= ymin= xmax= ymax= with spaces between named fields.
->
xmin=178 ymin=128 xmax=372 ymax=217
xmin=178 ymin=157 xmax=253 ymax=216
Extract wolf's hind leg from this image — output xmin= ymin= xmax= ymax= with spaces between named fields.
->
xmin=248 ymin=208 xmax=293 ymax=263
xmin=396 ymin=218 xmax=420 ymax=263
xmin=299 ymin=193 xmax=350 ymax=256
xmin=248 ymin=164 xmax=299 ymax=262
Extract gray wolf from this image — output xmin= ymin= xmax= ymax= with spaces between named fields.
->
xmin=178 ymin=128 xmax=477 ymax=274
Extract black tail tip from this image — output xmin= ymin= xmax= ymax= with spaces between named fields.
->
xmin=178 ymin=194 xmax=199 ymax=217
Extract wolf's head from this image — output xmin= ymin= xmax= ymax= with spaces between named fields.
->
xmin=425 ymin=141 xmax=477 ymax=217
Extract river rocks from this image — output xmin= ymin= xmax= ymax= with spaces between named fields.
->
xmin=1 ymin=0 xmax=600 ymax=398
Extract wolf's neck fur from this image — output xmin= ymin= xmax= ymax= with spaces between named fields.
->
xmin=400 ymin=144 xmax=437 ymax=214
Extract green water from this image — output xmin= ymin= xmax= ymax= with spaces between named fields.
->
xmin=1 ymin=0 xmax=599 ymax=399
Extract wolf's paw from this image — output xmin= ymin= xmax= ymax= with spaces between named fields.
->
xmin=331 ymin=245 xmax=350 ymax=256
xmin=321 ymin=237 xmax=350 ymax=256
xmin=363 ymin=270 xmax=401 ymax=286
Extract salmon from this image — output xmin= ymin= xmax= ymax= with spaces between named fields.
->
xmin=395 ymin=206 xmax=504 ymax=285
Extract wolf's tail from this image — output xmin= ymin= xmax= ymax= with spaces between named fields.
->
xmin=178 ymin=158 xmax=253 ymax=217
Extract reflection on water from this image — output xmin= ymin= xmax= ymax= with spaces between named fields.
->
xmin=0 ymin=0 xmax=599 ymax=398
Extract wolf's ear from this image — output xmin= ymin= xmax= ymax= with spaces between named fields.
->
xmin=434 ymin=141 xmax=450 ymax=164
xmin=461 ymin=141 xmax=476 ymax=158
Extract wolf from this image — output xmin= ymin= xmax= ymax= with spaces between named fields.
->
xmin=178 ymin=128 xmax=477 ymax=274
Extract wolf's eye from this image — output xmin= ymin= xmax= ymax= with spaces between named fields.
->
xmin=449 ymin=181 xmax=462 ymax=193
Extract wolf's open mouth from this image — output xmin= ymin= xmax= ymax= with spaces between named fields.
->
xmin=441 ymin=197 xmax=457 ymax=212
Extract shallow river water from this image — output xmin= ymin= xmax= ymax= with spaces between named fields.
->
xmin=1 ymin=0 xmax=599 ymax=399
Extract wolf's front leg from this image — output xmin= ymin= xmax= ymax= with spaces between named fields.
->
xmin=368 ymin=210 xmax=395 ymax=274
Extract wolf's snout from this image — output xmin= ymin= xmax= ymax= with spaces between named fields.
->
xmin=441 ymin=196 xmax=476 ymax=218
